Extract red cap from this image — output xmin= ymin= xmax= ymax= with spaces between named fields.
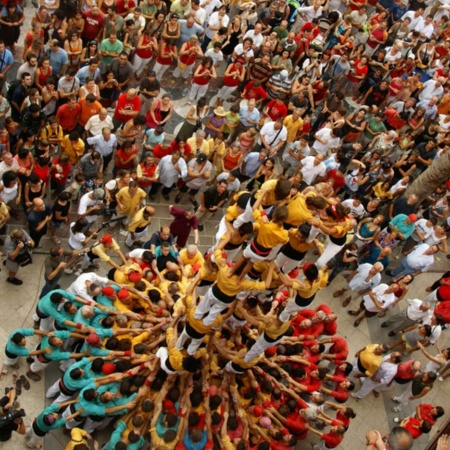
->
xmin=265 ymin=346 xmax=277 ymax=357
xmin=86 ymin=333 xmax=100 ymax=346
xmin=288 ymin=267 xmax=299 ymax=279
xmin=408 ymin=213 xmax=418 ymax=222
xmin=102 ymin=234 xmax=113 ymax=244
xmin=128 ymin=271 xmax=142 ymax=283
xmin=253 ymin=405 xmax=263 ymax=417
xmin=191 ymin=263 xmax=202 ymax=273
xmin=101 ymin=362 xmax=116 ymax=375
xmin=102 ymin=286 xmax=115 ymax=297
xmin=117 ymin=288 xmax=130 ymax=300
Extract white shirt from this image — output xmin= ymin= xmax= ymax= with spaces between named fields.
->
xmin=243 ymin=30 xmax=264 ymax=48
xmin=204 ymin=47 xmax=224 ymax=66
xmin=419 ymin=80 xmax=444 ymax=101
xmin=201 ymin=0 xmax=221 ymax=21
xmin=300 ymin=156 xmax=326 ymax=185
xmin=391 ymin=179 xmax=409 ymax=195
xmin=406 ymin=299 xmax=433 ymax=322
xmin=312 ymin=127 xmax=340 ymax=155
xmin=186 ymin=5 xmax=206 ymax=25
xmin=68 ymin=222 xmax=86 ymax=250
xmin=78 ymin=192 xmax=103 ymax=223
xmin=158 ymin=155 xmax=188 ymax=187
xmin=17 ymin=62 xmax=37 ymax=81
xmin=260 ymin=122 xmax=287 ymax=150
xmin=85 ymin=114 xmax=114 ymax=136
xmin=342 ymin=199 xmax=365 ymax=217
xmin=349 ymin=263 xmax=381 ymax=292
xmin=417 ymin=21 xmax=435 ymax=41
xmin=412 ymin=218 xmax=433 ymax=242
xmin=217 ymin=172 xmax=240 ymax=193
xmin=124 ymin=13 xmax=146 ymax=30
xmin=206 ymin=11 xmax=229 ymax=39
xmin=67 ymin=272 xmax=109 ymax=300
xmin=401 ymin=11 xmax=424 ymax=30
xmin=231 ymin=43 xmax=254 ymax=63
xmin=296 ymin=5 xmax=323 ymax=21
xmin=375 ymin=359 xmax=398 ymax=385
xmin=363 ymin=283 xmax=396 ymax=313
xmin=406 ymin=243 xmax=435 ymax=271
xmin=127 ymin=248 xmax=147 ymax=259
xmin=87 ymin=134 xmax=117 ymax=157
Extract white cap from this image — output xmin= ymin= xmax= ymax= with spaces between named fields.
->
xmin=280 ymin=69 xmax=289 ymax=78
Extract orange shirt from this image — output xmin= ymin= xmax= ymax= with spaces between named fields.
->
xmin=78 ymin=98 xmax=102 ymax=126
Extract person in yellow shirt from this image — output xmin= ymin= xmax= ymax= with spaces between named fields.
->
xmin=283 ymin=108 xmax=304 ymax=144
xmin=179 ymin=244 xmax=204 ymax=276
xmin=352 ymin=343 xmax=388 ymax=378
xmin=116 ymin=181 xmax=147 ymax=221
xmin=64 ymin=427 xmax=92 ymax=450
xmin=284 ymin=192 xmax=328 ymax=228
xmin=278 ymin=263 xmax=329 ymax=321
xmin=187 ymin=130 xmax=210 ymax=158
xmin=125 ymin=205 xmax=155 ymax=248
xmin=215 ymin=221 xmax=254 ymax=262
xmin=81 ymin=234 xmax=128 ymax=272
xmin=61 ymin=131 xmax=85 ymax=165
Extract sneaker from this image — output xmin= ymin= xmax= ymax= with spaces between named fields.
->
xmin=439 ymin=376 xmax=444 ymax=382
xmin=391 ymin=396 xmax=400 ymax=403
xmin=163 ymin=194 xmax=170 ymax=201
xmin=64 ymin=267 xmax=74 ymax=275
xmin=393 ymin=418 xmax=401 ymax=423
xmin=392 ymin=406 xmax=402 ymax=412
xmin=73 ymin=268 xmax=83 ymax=276
xmin=7 ymin=277 xmax=23 ymax=285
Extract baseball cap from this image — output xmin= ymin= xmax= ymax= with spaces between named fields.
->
xmin=408 ymin=213 xmax=418 ymax=222
xmin=280 ymin=69 xmax=289 ymax=78
xmin=196 ymin=153 xmax=207 ymax=163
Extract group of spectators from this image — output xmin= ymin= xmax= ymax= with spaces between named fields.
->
xmin=0 ymin=0 xmax=449 ymax=448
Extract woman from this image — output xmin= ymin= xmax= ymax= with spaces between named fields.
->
xmin=134 ymin=29 xmax=158 ymax=79
xmin=0 ymin=170 xmax=21 ymax=219
xmin=15 ymin=149 xmax=35 ymax=188
xmin=4 ymin=228 xmax=35 ymax=285
xmin=246 ymin=158 xmax=276 ymax=191
xmin=23 ymin=22 xmax=44 ymax=59
xmin=162 ymin=13 xmax=181 ymax=41
xmin=309 ymin=203 xmax=352 ymax=268
xmin=231 ymin=36 xmax=254 ymax=64
xmin=119 ymin=114 xmax=147 ymax=146
xmin=371 ymin=181 xmax=393 ymax=203
xmin=403 ymin=107 xmax=426 ymax=137
xmin=78 ymin=76 xmax=100 ymax=99
xmin=204 ymin=107 xmax=226 ymax=138
xmin=386 ymin=76 xmax=405 ymax=103
xmin=174 ymin=35 xmax=203 ymax=82
xmin=238 ymin=127 xmax=257 ymax=155
xmin=137 ymin=152 xmax=159 ymax=194
xmin=20 ymin=88 xmax=42 ymax=113
xmin=153 ymin=38 xmax=178 ymax=80
xmin=326 ymin=15 xmax=352 ymax=49
xmin=145 ymin=94 xmax=174 ymax=129
xmin=221 ymin=15 xmax=246 ymax=57
xmin=105 ymin=169 xmax=131 ymax=209
xmin=99 ymin=70 xmax=119 ymax=108
xmin=189 ymin=56 xmax=217 ymax=104
xmin=35 ymin=57 xmax=53 ymax=92
xmin=113 ymin=142 xmax=138 ymax=177
xmin=271 ymin=49 xmax=293 ymax=75
xmin=416 ymin=38 xmax=436 ymax=73
xmin=50 ymin=9 xmax=67 ymax=47
xmin=41 ymin=77 xmax=59 ymax=117
xmin=340 ymin=56 xmax=369 ymax=96
xmin=0 ymin=2 xmax=25 ymax=53
xmin=64 ymin=30 xmax=82 ymax=70
xmin=177 ymin=97 xmax=209 ymax=140
xmin=50 ymin=191 xmax=71 ymax=244
xmin=146 ymin=11 xmax=166 ymax=41
xmin=222 ymin=142 xmax=243 ymax=173
xmin=32 ymin=6 xmax=52 ymax=44
xmin=291 ymin=74 xmax=311 ymax=96
xmin=341 ymin=109 xmax=367 ymax=143
xmin=16 ymin=130 xmax=37 ymax=159
xmin=368 ymin=130 xmax=398 ymax=158
xmin=5 ymin=118 xmax=20 ymax=154
xmin=355 ymin=215 xmax=384 ymax=248
xmin=68 ymin=217 xmax=95 ymax=250
xmin=67 ymin=10 xmax=85 ymax=35
xmin=80 ymin=40 xmax=99 ymax=66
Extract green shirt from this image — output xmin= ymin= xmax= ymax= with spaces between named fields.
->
xmin=273 ymin=26 xmax=288 ymax=41
xmin=100 ymin=39 xmax=124 ymax=65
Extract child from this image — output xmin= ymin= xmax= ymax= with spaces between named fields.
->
xmin=64 ymin=173 xmax=86 ymax=202
xmin=81 ymin=171 xmax=103 ymax=195
xmin=34 ymin=156 xmax=50 ymax=185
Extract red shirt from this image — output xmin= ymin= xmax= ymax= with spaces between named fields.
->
xmin=114 ymin=93 xmax=141 ymax=123
xmin=347 ymin=60 xmax=368 ymax=83
xmin=82 ymin=10 xmax=105 ymax=40
xmin=416 ymin=404 xmax=436 ymax=425
xmin=50 ymin=156 xmax=72 ymax=186
xmin=336 ymin=411 xmax=350 ymax=429
xmin=395 ymin=360 xmax=416 ymax=380
xmin=326 ymin=168 xmax=345 ymax=194
xmin=322 ymin=431 xmax=344 ymax=448
xmin=328 ymin=337 xmax=349 ymax=364
xmin=56 ymin=103 xmax=81 ymax=131
xmin=384 ymin=109 xmax=406 ymax=129
xmin=243 ymin=80 xmax=268 ymax=101
xmin=266 ymin=99 xmax=288 ymax=121
xmin=115 ymin=147 xmax=138 ymax=169
xmin=34 ymin=163 xmax=49 ymax=185
xmin=153 ymin=144 xmax=172 ymax=160
xmin=402 ymin=418 xmax=422 ymax=440
xmin=270 ymin=441 xmax=293 ymax=450
xmin=116 ymin=0 xmax=136 ymax=14
xmin=285 ymin=416 xmax=309 ymax=439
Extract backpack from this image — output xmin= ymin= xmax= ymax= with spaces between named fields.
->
xmin=6 ymin=80 xmax=21 ymax=104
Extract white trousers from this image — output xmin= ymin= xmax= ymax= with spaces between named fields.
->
xmin=156 ymin=347 xmax=179 ymax=375
xmin=244 ymin=333 xmax=282 ymax=363
xmin=279 ymin=297 xmax=310 ymax=323
xmin=217 ymin=85 xmax=238 ymax=101
xmin=125 ymin=227 xmax=148 ymax=247
xmin=352 ymin=377 xmax=385 ymax=399
xmin=173 ymin=61 xmax=195 ymax=79
xmin=84 ymin=416 xmax=113 ymax=434
xmin=133 ymin=54 xmax=152 ymax=76
xmin=275 ymin=252 xmax=304 ymax=275
xmin=3 ymin=354 xmax=18 ymax=366
xmin=46 ymin=378 xmax=74 ymax=403
xmin=153 ymin=62 xmax=171 ymax=80
xmin=189 ymin=82 xmax=209 ymax=103
xmin=29 ymin=353 xmax=49 ymax=373
xmin=25 ymin=425 xmax=41 ymax=448
xmin=175 ymin=327 xmax=204 ymax=355
xmin=32 ymin=313 xmax=55 ymax=332
xmin=193 ymin=287 xmax=232 ymax=326
xmin=316 ymin=241 xmax=345 ymax=268
xmin=63 ymin=404 xmax=84 ymax=429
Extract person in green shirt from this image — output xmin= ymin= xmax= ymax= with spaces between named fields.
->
xmin=100 ymin=33 xmax=124 ymax=67
xmin=273 ymin=21 xmax=289 ymax=41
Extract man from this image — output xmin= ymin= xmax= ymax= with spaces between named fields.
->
xmin=350 ymin=343 xmax=389 ymax=381
xmin=82 ymin=5 xmax=106 ymax=43
xmin=78 ymin=94 xmax=102 ymax=132
xmin=169 ymin=205 xmax=199 ymax=247
xmin=386 ymin=194 xmax=418 ymax=222
xmin=387 ymin=244 xmax=440 ymax=278
xmin=61 ymin=131 xmax=85 ymax=165
xmin=21 ymin=104 xmax=44 ymax=134
xmin=418 ymin=77 xmax=445 ymax=102
xmin=174 ymin=153 xmax=212 ymax=206
xmin=75 ymin=58 xmax=100 ymax=85
xmin=124 ymin=7 xmax=146 ymax=33
xmin=87 ymin=127 xmax=117 ymax=171
xmin=259 ymin=117 xmax=288 ymax=156
xmin=186 ymin=0 xmax=205 ymax=26
xmin=85 ymin=108 xmax=114 ymax=137
xmin=382 ymin=300 xmax=432 ymax=336
xmin=243 ymin=23 xmax=264 ymax=50
xmin=416 ymin=97 xmax=438 ymax=121
xmin=171 ymin=0 xmax=190 ymax=17
xmin=27 ymin=199 xmax=52 ymax=248
xmin=247 ymin=53 xmax=273 ymax=84
xmin=196 ymin=179 xmax=229 ymax=232
xmin=78 ymin=151 xmax=103 ymax=182
xmin=57 ymin=69 xmax=81 ymax=104
xmin=46 ymin=40 xmax=68 ymax=78
xmin=99 ymin=33 xmax=123 ymax=68
xmin=296 ymin=154 xmax=326 ymax=186
xmin=104 ymin=5 xmax=124 ymax=39
xmin=233 ymin=149 xmax=269 ymax=183
xmin=202 ymin=5 xmax=229 ymax=51
xmin=138 ymin=70 xmax=160 ymax=114
xmin=9 ymin=72 xmax=32 ymax=121
xmin=56 ymin=96 xmax=81 ymax=133
xmin=113 ymin=88 xmax=141 ymax=131
xmin=178 ymin=14 xmax=204 ymax=46
xmin=312 ymin=127 xmax=341 ymax=156
xmin=17 ymin=53 xmax=37 ymax=82
xmin=143 ymin=225 xmax=177 ymax=255
xmin=230 ymin=99 xmax=260 ymax=141
xmin=266 ymin=69 xmax=292 ymax=101
xmin=81 ymin=233 xmax=128 ymax=271
xmin=77 ymin=188 xmax=105 ymax=232
xmin=416 ymin=139 xmax=438 ymax=171
xmin=0 ymin=152 xmax=19 ymax=179
xmin=125 ymin=205 xmax=155 ymax=248
xmin=365 ymin=427 xmax=413 ymax=450
xmin=109 ymin=52 xmax=134 ymax=93
xmin=153 ymin=152 xmax=187 ymax=201
xmin=389 ymin=213 xmax=418 ymax=241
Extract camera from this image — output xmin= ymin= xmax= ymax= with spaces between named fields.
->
xmin=0 ymin=408 xmax=25 ymax=430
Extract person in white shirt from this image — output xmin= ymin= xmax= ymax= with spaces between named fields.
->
xmin=282 ymin=136 xmax=310 ymax=176
xmin=333 ymin=262 xmax=383 ymax=308
xmin=186 ymin=0 xmax=206 ymax=26
xmin=85 ymin=109 xmax=114 ymax=137
xmin=77 ymin=188 xmax=105 ymax=231
xmin=349 ymin=282 xmax=399 ymax=327
xmin=312 ymin=127 xmax=341 ymax=156
xmin=417 ymin=14 xmax=435 ymax=41
xmin=202 ymin=6 xmax=229 ymax=50
xmin=297 ymin=154 xmax=326 ymax=186
xmin=259 ymin=118 xmax=288 ymax=156
xmin=382 ymin=299 xmax=432 ymax=334
xmin=155 ymin=152 xmax=188 ymax=201
xmin=200 ymin=0 xmax=221 ymax=22
xmin=402 ymin=218 xmax=435 ymax=254
xmin=66 ymin=272 xmax=110 ymax=301
xmin=388 ymin=244 xmax=440 ymax=278
xmin=341 ymin=197 xmax=366 ymax=218
xmin=418 ymin=78 xmax=445 ymax=101
xmin=243 ymin=23 xmax=264 ymax=50
xmin=401 ymin=9 xmax=425 ymax=30
xmin=296 ymin=4 xmax=323 ymax=23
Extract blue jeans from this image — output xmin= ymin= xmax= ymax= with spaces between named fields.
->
xmin=39 ymin=280 xmax=60 ymax=299
xmin=391 ymin=258 xmax=416 ymax=278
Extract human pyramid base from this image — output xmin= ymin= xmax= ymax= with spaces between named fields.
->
xmin=0 ymin=178 xmax=448 ymax=450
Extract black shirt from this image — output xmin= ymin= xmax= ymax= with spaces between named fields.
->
xmin=27 ymin=205 xmax=52 ymax=234
xmin=203 ymin=185 xmax=229 ymax=209
xmin=391 ymin=197 xmax=416 ymax=217
xmin=52 ymin=200 xmax=70 ymax=223
xmin=139 ymin=77 xmax=161 ymax=99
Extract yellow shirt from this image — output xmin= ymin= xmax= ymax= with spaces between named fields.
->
xmin=186 ymin=295 xmax=224 ymax=334
xmin=264 ymin=318 xmax=292 ymax=340
xmin=292 ymin=269 xmax=329 ymax=298
xmin=255 ymin=179 xmax=279 ymax=206
xmin=179 ymin=248 xmax=204 ymax=267
xmin=285 ymin=193 xmax=317 ymax=227
xmin=92 ymin=240 xmax=121 ymax=263
xmin=373 ymin=182 xmax=393 ymax=200
xmin=187 ymin=136 xmax=210 ymax=156
xmin=359 ymin=344 xmax=383 ymax=377
xmin=253 ymin=210 xmax=289 ymax=249
xmin=150 ymin=428 xmax=177 ymax=450
xmin=0 ymin=202 xmax=9 ymax=222
xmin=128 ymin=207 xmax=152 ymax=232
xmin=61 ymin=135 xmax=85 ymax=164
xmin=113 ymin=263 xmax=142 ymax=284
xmin=116 ymin=187 xmax=147 ymax=219
xmin=65 ymin=428 xmax=89 ymax=450
xmin=166 ymin=326 xmax=207 ymax=371
xmin=283 ymin=115 xmax=304 ymax=143
xmin=287 ymin=228 xmax=313 ymax=252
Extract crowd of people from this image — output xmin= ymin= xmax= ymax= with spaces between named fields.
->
xmin=0 ymin=0 xmax=450 ymax=448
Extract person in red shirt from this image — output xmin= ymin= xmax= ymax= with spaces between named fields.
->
xmin=116 ymin=0 xmax=136 ymax=16
xmin=396 ymin=404 xmax=445 ymax=426
xmin=263 ymin=98 xmax=288 ymax=122
xmin=267 ymin=406 xmax=315 ymax=440
xmin=55 ymin=96 xmax=81 ymax=133
xmin=322 ymin=402 xmax=356 ymax=430
xmin=82 ymin=5 xmax=105 ymax=42
xmin=321 ymin=375 xmax=355 ymax=403
xmin=153 ymin=140 xmax=173 ymax=162
xmin=384 ymin=108 xmax=408 ymax=130
xmin=399 ymin=417 xmax=431 ymax=440
xmin=320 ymin=337 xmax=349 ymax=365
xmin=326 ymin=168 xmax=346 ymax=196
xmin=308 ymin=424 xmax=345 ymax=449
xmin=113 ymin=88 xmax=141 ymax=131
xmin=241 ymin=80 xmax=268 ymax=106
xmin=113 ymin=140 xmax=139 ymax=177
xmin=316 ymin=305 xmax=338 ymax=336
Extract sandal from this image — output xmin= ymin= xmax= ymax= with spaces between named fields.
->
xmin=15 ymin=377 xmax=22 ymax=395
xmin=26 ymin=371 xmax=41 ymax=382
xmin=20 ymin=375 xmax=30 ymax=391
xmin=342 ymin=296 xmax=351 ymax=307
xmin=348 ymin=310 xmax=359 ymax=316
xmin=0 ymin=367 xmax=7 ymax=379
xmin=333 ymin=289 xmax=345 ymax=298
xmin=12 ymin=371 xmax=18 ymax=383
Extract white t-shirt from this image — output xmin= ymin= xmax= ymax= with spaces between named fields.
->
xmin=243 ymin=30 xmax=264 ymax=48
xmin=68 ymin=222 xmax=86 ymax=250
xmin=312 ymin=128 xmax=340 ymax=155
xmin=412 ymin=218 xmax=433 ymax=242
xmin=205 ymin=48 xmax=224 ymax=66
xmin=217 ymin=172 xmax=240 ymax=193
xmin=67 ymin=272 xmax=109 ymax=300
xmin=300 ymin=156 xmax=326 ymax=185
xmin=78 ymin=192 xmax=102 ymax=223
xmin=341 ymin=199 xmax=365 ymax=217
xmin=206 ymin=12 xmax=229 ymax=39
xmin=260 ymin=122 xmax=288 ymax=150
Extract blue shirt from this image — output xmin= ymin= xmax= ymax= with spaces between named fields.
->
xmin=62 ymin=358 xmax=92 ymax=392
xmin=75 ymin=66 xmax=101 ymax=85
xmin=242 ymin=152 xmax=263 ymax=177
xmin=37 ymin=289 xmax=76 ymax=322
xmin=41 ymin=330 xmax=72 ymax=361
xmin=36 ymin=404 xmax=65 ymax=433
xmin=6 ymin=328 xmax=34 ymax=357
xmin=105 ymin=421 xmax=127 ymax=450
xmin=0 ymin=49 xmax=14 ymax=72
xmin=239 ymin=106 xmax=260 ymax=127
xmin=87 ymin=134 xmax=117 ymax=158
xmin=184 ymin=429 xmax=207 ymax=450
xmin=390 ymin=214 xmax=415 ymax=239
xmin=46 ymin=48 xmax=68 ymax=74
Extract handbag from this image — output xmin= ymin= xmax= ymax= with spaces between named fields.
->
xmin=14 ymin=250 xmax=32 ymax=267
